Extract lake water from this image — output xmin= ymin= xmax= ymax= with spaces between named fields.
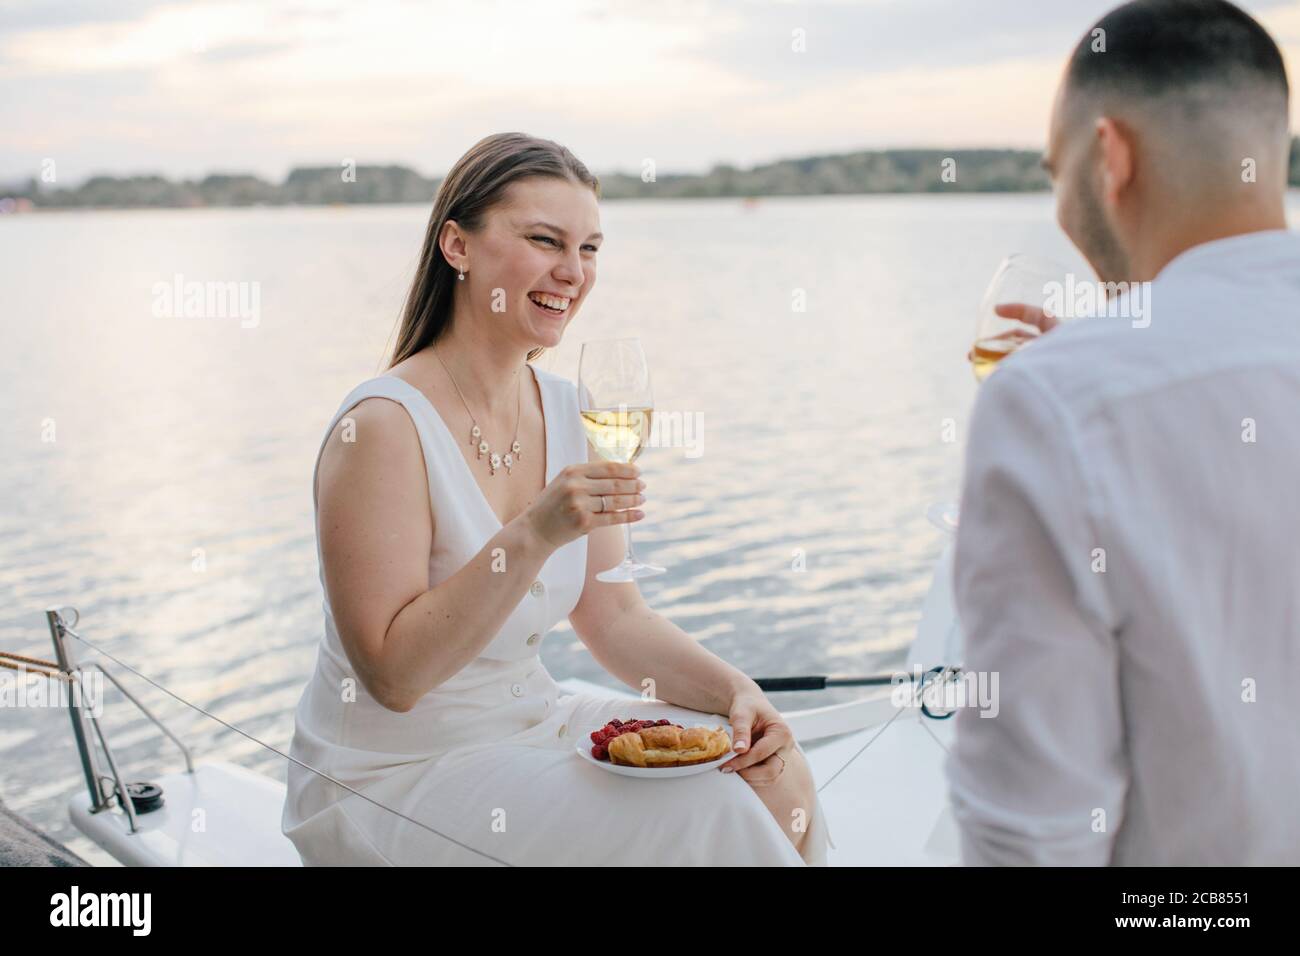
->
xmin=4 ymin=194 xmax=1292 ymax=861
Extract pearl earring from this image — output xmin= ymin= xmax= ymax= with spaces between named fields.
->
xmin=458 ymin=265 xmax=466 ymax=281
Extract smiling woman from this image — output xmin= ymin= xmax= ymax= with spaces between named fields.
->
xmin=280 ymin=132 xmax=833 ymax=866
xmin=388 ymin=133 xmax=602 ymax=367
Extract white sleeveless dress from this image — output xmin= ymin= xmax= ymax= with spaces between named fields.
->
xmin=281 ymin=365 xmax=834 ymax=866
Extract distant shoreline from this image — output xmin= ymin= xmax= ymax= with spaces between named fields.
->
xmin=5 ymin=191 xmax=1070 ymax=215
xmin=4 ymin=142 xmax=1297 ymax=212
xmin=8 ymin=188 xmax=1300 ymax=216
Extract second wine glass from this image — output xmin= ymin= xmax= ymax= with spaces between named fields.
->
xmin=940 ymin=254 xmax=1070 ymax=532
xmin=968 ymin=253 xmax=1069 ymax=382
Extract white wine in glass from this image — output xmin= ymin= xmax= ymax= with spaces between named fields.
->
xmin=578 ymin=338 xmax=665 ymax=582
xmin=968 ymin=253 xmax=1068 ymax=382
xmin=580 ymin=407 xmax=654 ymax=465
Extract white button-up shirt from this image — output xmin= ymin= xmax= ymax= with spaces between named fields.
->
xmin=946 ymin=229 xmax=1300 ymax=865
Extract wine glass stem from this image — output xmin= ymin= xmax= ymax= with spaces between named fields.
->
xmin=623 ymin=522 xmax=637 ymax=565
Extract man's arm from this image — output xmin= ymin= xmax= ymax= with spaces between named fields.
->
xmin=946 ymin=363 xmax=1128 ymax=865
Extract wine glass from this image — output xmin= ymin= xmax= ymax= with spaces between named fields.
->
xmin=934 ymin=255 xmax=1071 ymax=532
xmin=578 ymin=338 xmax=665 ymax=581
xmin=968 ymin=253 xmax=1069 ymax=382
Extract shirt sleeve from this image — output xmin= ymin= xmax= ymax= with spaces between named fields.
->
xmin=945 ymin=363 xmax=1128 ymax=865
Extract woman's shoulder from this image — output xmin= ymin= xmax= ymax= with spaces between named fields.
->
xmin=317 ymin=376 xmax=427 ymax=458
xmin=324 ymin=381 xmax=422 ymax=450
xmin=313 ymin=379 xmax=427 ymax=508
xmin=352 ymin=371 xmax=413 ymax=399
xmin=330 ymin=372 xmax=441 ymax=422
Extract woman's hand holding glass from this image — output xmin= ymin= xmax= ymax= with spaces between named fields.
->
xmin=521 ymin=461 xmax=645 ymax=551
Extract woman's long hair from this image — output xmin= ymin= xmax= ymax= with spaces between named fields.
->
xmin=386 ymin=133 xmax=600 ymax=369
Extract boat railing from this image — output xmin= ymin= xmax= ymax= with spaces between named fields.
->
xmin=45 ymin=607 xmax=193 ymax=834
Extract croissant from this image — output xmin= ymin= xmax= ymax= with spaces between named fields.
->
xmin=606 ymin=724 xmax=732 ymax=768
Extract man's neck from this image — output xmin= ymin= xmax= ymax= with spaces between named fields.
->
xmin=1136 ymin=204 xmax=1289 ymax=282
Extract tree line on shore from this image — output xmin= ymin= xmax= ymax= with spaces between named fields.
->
xmin=7 ymin=141 xmax=1299 ymax=210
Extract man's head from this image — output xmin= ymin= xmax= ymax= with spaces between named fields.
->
xmin=1045 ymin=0 xmax=1291 ymax=283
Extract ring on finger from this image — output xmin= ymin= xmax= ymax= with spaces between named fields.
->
xmin=757 ymin=753 xmax=786 ymax=786
xmin=735 ymin=752 xmax=786 ymax=786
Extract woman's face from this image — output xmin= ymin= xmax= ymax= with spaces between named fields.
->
xmin=456 ymin=175 xmax=602 ymax=352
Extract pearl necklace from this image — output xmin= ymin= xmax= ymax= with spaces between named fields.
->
xmin=433 ymin=349 xmax=523 ymax=477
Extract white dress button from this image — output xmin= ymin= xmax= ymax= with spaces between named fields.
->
xmin=510 ymin=682 xmax=524 ymax=698
xmin=526 ymin=633 xmax=540 ymax=646
xmin=530 ymin=580 xmax=545 ymax=597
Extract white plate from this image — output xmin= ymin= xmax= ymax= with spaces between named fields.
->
xmin=575 ymin=722 xmax=736 ymax=778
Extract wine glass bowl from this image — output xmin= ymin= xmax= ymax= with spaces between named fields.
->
xmin=969 ymin=253 xmax=1068 ymax=382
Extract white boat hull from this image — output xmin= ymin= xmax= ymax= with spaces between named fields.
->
xmin=69 ymin=761 xmax=300 ymax=867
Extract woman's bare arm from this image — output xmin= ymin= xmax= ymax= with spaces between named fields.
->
xmin=316 ymin=397 xmax=554 ymax=712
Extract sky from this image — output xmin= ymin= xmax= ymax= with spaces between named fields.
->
xmin=4 ymin=0 xmax=1300 ymax=185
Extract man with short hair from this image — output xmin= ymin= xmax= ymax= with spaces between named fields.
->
xmin=946 ymin=0 xmax=1300 ymax=865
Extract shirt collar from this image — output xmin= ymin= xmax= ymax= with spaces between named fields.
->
xmin=1155 ymin=227 xmax=1300 ymax=283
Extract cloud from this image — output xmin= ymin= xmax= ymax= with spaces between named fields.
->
xmin=2 ymin=0 xmax=1298 ymax=182
xmin=0 ymin=0 xmax=191 ymax=38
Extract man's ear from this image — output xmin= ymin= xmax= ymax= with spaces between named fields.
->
xmin=1094 ymin=116 xmax=1135 ymax=206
